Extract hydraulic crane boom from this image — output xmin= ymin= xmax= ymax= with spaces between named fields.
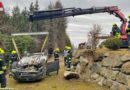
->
xmin=29 ymin=6 xmax=127 ymax=35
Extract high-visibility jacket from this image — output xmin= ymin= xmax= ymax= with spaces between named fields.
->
xmin=67 ymin=50 xmax=72 ymax=63
xmin=9 ymin=54 xmax=17 ymax=64
xmin=126 ymin=23 xmax=130 ymax=34
xmin=112 ymin=26 xmax=120 ymax=36
xmin=115 ymin=33 xmax=121 ymax=38
xmin=0 ymin=55 xmax=6 ymax=75
xmin=54 ymin=51 xmax=60 ymax=60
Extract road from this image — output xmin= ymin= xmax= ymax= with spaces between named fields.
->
xmin=6 ymin=56 xmax=107 ymax=90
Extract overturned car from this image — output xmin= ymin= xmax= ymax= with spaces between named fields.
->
xmin=11 ymin=52 xmax=59 ymax=81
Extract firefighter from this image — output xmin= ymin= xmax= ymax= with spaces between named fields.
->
xmin=9 ymin=50 xmax=17 ymax=64
xmin=112 ymin=23 xmax=120 ymax=36
xmin=9 ymin=50 xmax=17 ymax=76
xmin=0 ymin=48 xmax=6 ymax=88
xmin=126 ymin=15 xmax=130 ymax=49
xmin=64 ymin=46 xmax=68 ymax=66
xmin=54 ymin=48 xmax=60 ymax=61
xmin=66 ymin=46 xmax=72 ymax=71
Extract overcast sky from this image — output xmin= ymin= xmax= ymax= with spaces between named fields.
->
xmin=1 ymin=0 xmax=130 ymax=47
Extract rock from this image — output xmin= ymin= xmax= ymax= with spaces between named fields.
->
xmin=91 ymin=73 xmax=104 ymax=86
xmin=93 ymin=53 xmax=104 ymax=62
xmin=110 ymin=82 xmax=119 ymax=90
xmin=118 ymin=85 xmax=130 ymax=90
xmin=121 ymin=54 xmax=130 ymax=62
xmin=90 ymin=63 xmax=101 ymax=74
xmin=103 ymin=79 xmax=114 ymax=88
xmin=112 ymin=67 xmax=120 ymax=71
xmin=74 ymin=52 xmax=81 ymax=59
xmin=91 ymin=73 xmax=100 ymax=80
xmin=71 ymin=66 xmax=76 ymax=72
xmin=75 ymin=64 xmax=80 ymax=74
xmin=80 ymin=56 xmax=89 ymax=66
xmin=64 ymin=71 xmax=79 ymax=80
xmin=100 ymin=67 xmax=119 ymax=80
xmin=102 ymin=55 xmax=122 ymax=67
xmin=108 ymin=70 xmax=119 ymax=80
xmin=71 ymin=58 xmax=79 ymax=66
xmin=116 ymin=72 xmax=130 ymax=86
xmin=80 ymin=68 xmax=92 ymax=81
xmin=110 ymin=82 xmax=130 ymax=90
xmin=104 ymin=53 xmax=109 ymax=57
xmin=121 ymin=62 xmax=130 ymax=74
xmin=104 ymin=80 xmax=130 ymax=90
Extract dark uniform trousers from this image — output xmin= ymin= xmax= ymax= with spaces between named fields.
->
xmin=0 ymin=74 xmax=6 ymax=88
xmin=0 ymin=55 xmax=6 ymax=88
xmin=66 ymin=50 xmax=72 ymax=71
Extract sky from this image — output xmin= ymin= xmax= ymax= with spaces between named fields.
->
xmin=1 ymin=0 xmax=130 ymax=47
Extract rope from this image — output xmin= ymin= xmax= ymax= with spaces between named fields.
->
xmin=35 ymin=35 xmax=48 ymax=63
xmin=12 ymin=38 xmax=22 ymax=65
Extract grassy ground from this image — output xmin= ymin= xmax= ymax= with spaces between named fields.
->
xmin=76 ymin=47 xmax=129 ymax=55
xmin=6 ymin=56 xmax=107 ymax=90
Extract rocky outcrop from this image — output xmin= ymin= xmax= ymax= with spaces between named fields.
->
xmin=64 ymin=71 xmax=79 ymax=80
xmin=71 ymin=50 xmax=130 ymax=90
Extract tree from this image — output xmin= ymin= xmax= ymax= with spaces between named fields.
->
xmin=29 ymin=2 xmax=34 ymax=12
xmin=12 ymin=6 xmax=20 ymax=17
xmin=88 ymin=24 xmax=102 ymax=50
xmin=34 ymin=0 xmax=39 ymax=11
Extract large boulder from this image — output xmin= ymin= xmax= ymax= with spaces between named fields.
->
xmin=102 ymin=55 xmax=122 ymax=67
xmin=79 ymin=56 xmax=89 ymax=66
xmin=91 ymin=73 xmax=104 ymax=86
xmin=120 ymin=54 xmax=130 ymax=62
xmin=110 ymin=82 xmax=130 ymax=90
xmin=103 ymin=79 xmax=114 ymax=88
xmin=118 ymin=85 xmax=130 ymax=90
xmin=100 ymin=67 xmax=119 ymax=80
xmin=93 ymin=52 xmax=104 ymax=62
xmin=90 ymin=63 xmax=101 ymax=74
xmin=116 ymin=72 xmax=130 ymax=86
xmin=71 ymin=58 xmax=79 ymax=66
xmin=64 ymin=71 xmax=79 ymax=80
xmin=121 ymin=62 xmax=130 ymax=74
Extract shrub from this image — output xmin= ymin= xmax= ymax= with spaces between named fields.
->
xmin=0 ymin=33 xmax=32 ymax=61
xmin=104 ymin=38 xmax=122 ymax=50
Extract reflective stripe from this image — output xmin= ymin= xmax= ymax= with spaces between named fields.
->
xmin=69 ymin=61 xmax=72 ymax=62
xmin=0 ymin=71 xmax=4 ymax=75
xmin=69 ymin=58 xmax=71 ymax=59
xmin=0 ymin=58 xmax=2 ymax=61
xmin=67 ymin=68 xmax=70 ymax=70
xmin=2 ymin=66 xmax=6 ymax=70
xmin=9 ymin=72 xmax=12 ymax=74
xmin=127 ymin=27 xmax=130 ymax=30
xmin=55 ymin=58 xmax=59 ymax=59
xmin=128 ymin=46 xmax=130 ymax=48
xmin=9 ymin=60 xmax=12 ymax=62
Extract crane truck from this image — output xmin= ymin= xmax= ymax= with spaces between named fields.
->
xmin=29 ymin=6 xmax=128 ymax=47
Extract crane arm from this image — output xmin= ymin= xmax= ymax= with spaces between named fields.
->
xmin=29 ymin=6 xmax=127 ymax=34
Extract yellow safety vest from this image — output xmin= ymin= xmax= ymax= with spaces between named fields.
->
xmin=115 ymin=33 xmax=120 ymax=38
xmin=0 ymin=71 xmax=4 ymax=75
xmin=2 ymin=66 xmax=6 ymax=70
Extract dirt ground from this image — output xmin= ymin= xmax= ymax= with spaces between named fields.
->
xmin=6 ymin=56 xmax=107 ymax=90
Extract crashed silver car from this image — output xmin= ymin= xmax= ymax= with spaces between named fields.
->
xmin=11 ymin=52 xmax=48 ymax=81
xmin=11 ymin=52 xmax=59 ymax=82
